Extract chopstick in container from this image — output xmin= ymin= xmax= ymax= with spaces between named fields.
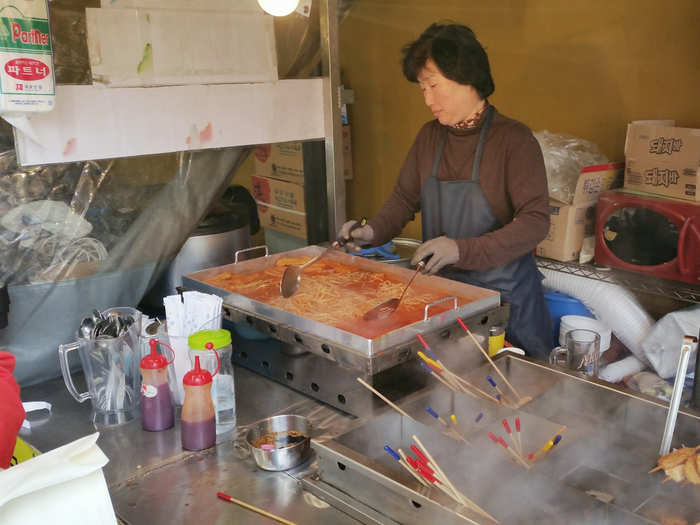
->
xmin=217 ymin=492 xmax=296 ymax=525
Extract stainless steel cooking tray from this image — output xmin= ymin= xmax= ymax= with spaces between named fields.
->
xmin=183 ymin=246 xmax=500 ymax=362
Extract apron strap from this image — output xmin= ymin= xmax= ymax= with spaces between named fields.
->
xmin=471 ymin=105 xmax=495 ymax=182
xmin=430 ymin=132 xmax=447 ymax=179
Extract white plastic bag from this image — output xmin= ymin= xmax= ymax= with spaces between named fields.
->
xmin=640 ymin=305 xmax=700 ymax=379
xmin=533 ymin=130 xmax=608 ymax=205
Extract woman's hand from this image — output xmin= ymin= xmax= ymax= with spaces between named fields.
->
xmin=411 ymin=236 xmax=459 ymax=274
xmin=336 ymin=219 xmax=374 ymax=252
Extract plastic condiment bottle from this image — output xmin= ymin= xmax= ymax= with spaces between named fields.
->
xmin=140 ymin=339 xmax=174 ymax=432
xmin=181 ymin=354 xmax=219 ymax=451
xmin=188 ymin=329 xmax=236 ymax=433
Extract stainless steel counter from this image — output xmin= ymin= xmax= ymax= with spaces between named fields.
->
xmin=19 ymin=361 xmax=362 ymax=525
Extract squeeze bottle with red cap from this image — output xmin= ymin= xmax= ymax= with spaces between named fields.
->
xmin=181 ymin=352 xmax=219 ymax=451
xmin=140 ymin=339 xmax=174 ymax=432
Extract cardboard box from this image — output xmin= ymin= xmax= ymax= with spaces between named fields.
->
xmin=251 ymin=175 xmax=305 ymax=212
xmin=256 ymin=201 xmax=307 ymax=239
xmin=536 ymin=162 xmax=623 ymax=262
xmin=254 ymin=142 xmax=306 ymax=184
xmin=623 ymin=122 xmax=700 ymax=202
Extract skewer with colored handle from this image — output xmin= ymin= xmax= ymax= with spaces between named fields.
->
xmin=514 ymin=417 xmax=523 ymax=456
xmin=217 ymin=492 xmax=296 ymax=525
xmin=419 ymin=362 xmax=470 ymax=397
xmin=385 ymin=445 xmax=430 ymax=487
xmin=415 ymin=339 xmax=499 ymax=403
xmin=416 ymin=336 xmax=478 ymax=395
xmin=426 ymin=406 xmax=450 ymax=427
xmin=456 ymin=317 xmax=522 ymax=401
xmin=413 ymin=434 xmax=499 ymax=522
xmin=488 ymin=432 xmax=530 ymax=469
xmin=397 ymin=448 xmax=432 ymax=487
xmin=528 ymin=434 xmax=562 ymax=462
xmin=488 ymin=376 xmax=512 ymax=407
xmin=502 ymin=419 xmax=522 ymax=458
xmin=449 ymin=413 xmax=471 ymax=444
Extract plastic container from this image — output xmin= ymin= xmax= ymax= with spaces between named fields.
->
xmin=188 ymin=329 xmax=236 ymax=433
xmin=559 ymin=315 xmax=612 ymax=353
xmin=544 ymin=290 xmax=594 ymax=347
xmin=139 ymin=339 xmax=174 ymax=432
xmin=181 ymin=354 xmax=218 ymax=451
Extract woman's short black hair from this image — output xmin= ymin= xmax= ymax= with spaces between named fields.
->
xmin=401 ymin=23 xmax=495 ymax=99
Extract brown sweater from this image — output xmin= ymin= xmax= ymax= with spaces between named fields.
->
xmin=368 ymin=107 xmax=550 ymax=271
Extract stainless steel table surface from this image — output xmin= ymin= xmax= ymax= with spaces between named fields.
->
xmin=19 ymin=365 xmax=362 ymax=525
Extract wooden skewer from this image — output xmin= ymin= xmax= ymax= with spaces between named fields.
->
xmin=514 ymin=418 xmax=523 ymax=457
xmin=357 ymin=377 xmax=415 ymax=420
xmin=412 ymin=435 xmax=464 ymax=505
xmin=457 ymin=318 xmax=522 ymax=400
xmin=529 ymin=425 xmax=567 ymax=463
xmin=217 ymin=492 xmax=296 ymax=525
xmin=412 ymin=434 xmax=497 ymax=522
xmin=450 ymin=374 xmax=501 ymax=404
xmin=502 ymin=440 xmax=531 ymax=469
xmin=397 ymin=448 xmax=431 ymax=487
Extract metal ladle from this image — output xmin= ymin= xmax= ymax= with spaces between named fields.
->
xmin=280 ymin=219 xmax=369 ymax=298
xmin=362 ymin=258 xmax=428 ymax=321
xmin=280 ymin=249 xmax=331 ymax=298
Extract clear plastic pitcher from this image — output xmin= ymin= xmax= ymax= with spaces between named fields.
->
xmin=59 ymin=324 xmax=141 ymax=425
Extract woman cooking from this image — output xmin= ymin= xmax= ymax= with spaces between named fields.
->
xmin=339 ymin=22 xmax=553 ymax=360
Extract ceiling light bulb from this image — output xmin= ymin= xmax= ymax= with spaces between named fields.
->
xmin=257 ymin=0 xmax=299 ymax=16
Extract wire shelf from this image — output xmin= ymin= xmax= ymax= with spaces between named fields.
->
xmin=536 ymin=258 xmax=700 ymax=304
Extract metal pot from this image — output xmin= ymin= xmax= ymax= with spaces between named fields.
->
xmin=246 ymin=414 xmax=311 ymax=471
xmin=143 ymin=201 xmax=251 ymax=309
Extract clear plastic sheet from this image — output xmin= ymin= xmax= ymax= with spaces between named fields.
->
xmin=533 ymin=130 xmax=608 ymax=205
xmin=0 ymin=147 xmax=248 ymax=386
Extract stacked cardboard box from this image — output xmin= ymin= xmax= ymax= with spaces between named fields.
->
xmin=536 ymin=163 xmax=623 ymax=262
xmin=252 ymin=139 xmax=328 ymax=243
xmin=624 ymin=121 xmax=700 ymax=202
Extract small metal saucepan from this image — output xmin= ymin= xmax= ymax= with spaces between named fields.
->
xmin=246 ymin=414 xmax=311 ymax=471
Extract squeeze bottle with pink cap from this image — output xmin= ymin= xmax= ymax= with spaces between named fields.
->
xmin=181 ymin=352 xmax=219 ymax=451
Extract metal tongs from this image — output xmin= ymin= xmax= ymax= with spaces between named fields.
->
xmin=279 ymin=218 xmax=367 ymax=298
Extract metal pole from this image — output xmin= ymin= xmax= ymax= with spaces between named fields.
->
xmin=659 ymin=335 xmax=696 ymax=456
xmin=320 ymin=0 xmax=346 ymax=238
xmin=693 ymin=328 xmax=700 ymax=409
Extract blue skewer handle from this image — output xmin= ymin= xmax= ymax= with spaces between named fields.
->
xmin=487 ymin=376 xmax=497 ymax=388
xmin=423 ymin=346 xmax=438 ymax=361
xmin=425 ymin=406 xmax=439 ymax=419
xmin=419 ymin=362 xmax=433 ymax=375
xmin=384 ymin=445 xmax=401 ymax=461
xmin=552 ymin=435 xmax=562 ymax=446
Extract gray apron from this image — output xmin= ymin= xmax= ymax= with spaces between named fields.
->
xmin=420 ymin=106 xmax=552 ymax=360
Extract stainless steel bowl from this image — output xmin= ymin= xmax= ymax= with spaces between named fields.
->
xmin=246 ymin=414 xmax=311 ymax=471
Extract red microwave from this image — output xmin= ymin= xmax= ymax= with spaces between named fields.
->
xmin=595 ymin=189 xmax=700 ymax=284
